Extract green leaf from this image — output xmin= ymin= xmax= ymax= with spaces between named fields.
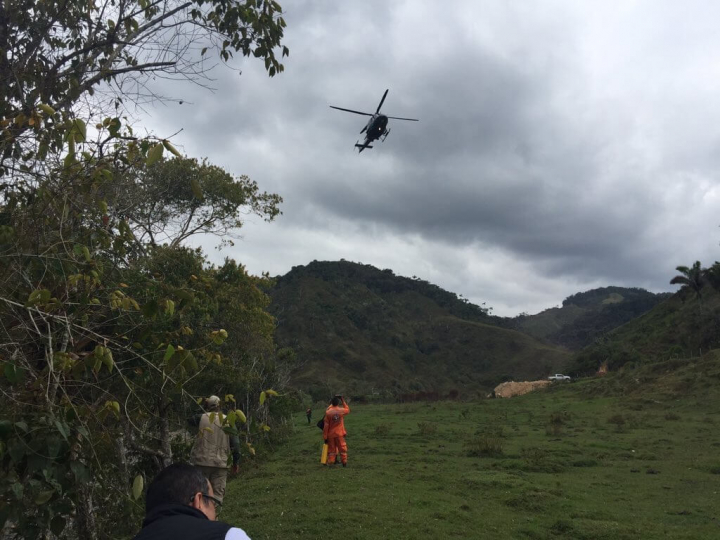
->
xmin=11 ymin=482 xmax=23 ymax=500
xmin=54 ymin=420 xmax=70 ymax=442
xmin=162 ymin=140 xmax=182 ymax=157
xmin=141 ymin=299 xmax=159 ymax=318
xmin=35 ymin=489 xmax=54 ymax=505
xmin=14 ymin=421 xmax=28 ymax=433
xmin=132 ymin=474 xmax=144 ymax=500
xmin=102 ymin=349 xmax=114 ymax=372
xmin=0 ymin=420 xmax=12 ymax=437
xmin=4 ymin=364 xmax=25 ymax=385
xmin=27 ymin=288 xmax=51 ymax=306
xmin=190 ymin=178 xmax=204 ymax=200
xmin=259 ymin=391 xmax=266 ymax=405
xmin=165 ymin=299 xmax=175 ymax=316
xmin=72 ymin=119 xmax=87 ymax=142
xmin=50 ymin=516 xmax=66 ymax=536
xmin=71 ymin=461 xmax=91 ymax=483
xmin=163 ymin=344 xmax=176 ymax=363
xmin=146 ymin=142 xmax=164 ymax=165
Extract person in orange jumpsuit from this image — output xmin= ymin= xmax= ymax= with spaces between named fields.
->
xmin=322 ymin=395 xmax=350 ymax=466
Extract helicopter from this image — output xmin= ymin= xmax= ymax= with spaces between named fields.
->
xmin=329 ymin=89 xmax=419 ymax=152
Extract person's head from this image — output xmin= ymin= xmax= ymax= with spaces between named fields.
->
xmin=145 ymin=463 xmax=221 ymax=521
xmin=330 ymin=396 xmax=340 ymax=406
xmin=206 ymin=395 xmax=221 ymax=411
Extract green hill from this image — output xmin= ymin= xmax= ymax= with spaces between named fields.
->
xmin=510 ymin=286 xmax=670 ymax=350
xmin=572 ymin=285 xmax=720 ymax=374
xmin=268 ymin=260 xmax=571 ymax=398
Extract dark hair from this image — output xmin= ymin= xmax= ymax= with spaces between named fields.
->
xmin=331 ymin=397 xmax=340 ymax=406
xmin=145 ymin=463 xmax=209 ymax=512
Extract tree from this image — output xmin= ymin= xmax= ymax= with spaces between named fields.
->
xmin=116 ymin=157 xmax=282 ymax=249
xmin=0 ymin=0 xmax=291 ymax=538
xmin=670 ymin=261 xmax=705 ymax=299
xmin=1 ymin=0 xmax=288 ymax=179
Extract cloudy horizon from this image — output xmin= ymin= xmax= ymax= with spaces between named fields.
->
xmin=139 ymin=0 xmax=720 ymax=316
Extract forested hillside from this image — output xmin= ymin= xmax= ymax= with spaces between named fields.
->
xmin=510 ymin=286 xmax=671 ymax=349
xmin=267 ymin=260 xmax=572 ymax=398
xmin=572 ymin=284 xmax=720 ymax=374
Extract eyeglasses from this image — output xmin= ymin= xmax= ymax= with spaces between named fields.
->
xmin=191 ymin=492 xmax=223 ymax=510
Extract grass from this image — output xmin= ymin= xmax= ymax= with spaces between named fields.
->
xmin=223 ymin=371 xmax=720 ymax=539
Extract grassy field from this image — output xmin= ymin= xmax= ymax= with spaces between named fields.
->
xmin=223 ymin=366 xmax=720 ymax=539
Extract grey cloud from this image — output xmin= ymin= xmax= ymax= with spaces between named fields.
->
xmin=139 ymin=1 xmax=720 ymax=315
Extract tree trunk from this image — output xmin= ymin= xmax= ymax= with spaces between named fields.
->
xmin=75 ymin=482 xmax=98 ymax=540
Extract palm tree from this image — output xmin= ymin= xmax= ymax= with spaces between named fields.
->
xmin=670 ymin=261 xmax=705 ymax=298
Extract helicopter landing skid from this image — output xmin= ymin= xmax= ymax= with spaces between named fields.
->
xmin=381 ymin=129 xmax=391 ymax=142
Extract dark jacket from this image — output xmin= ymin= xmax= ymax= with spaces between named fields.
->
xmin=132 ymin=503 xmax=231 ymax=540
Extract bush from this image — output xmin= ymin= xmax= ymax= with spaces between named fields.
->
xmin=466 ymin=436 xmax=503 ymax=457
xmin=664 ymin=412 xmax=680 ymax=421
xmin=374 ymin=424 xmax=392 ymax=436
xmin=417 ymin=422 xmax=438 ymax=436
xmin=607 ymin=414 xmax=626 ymax=431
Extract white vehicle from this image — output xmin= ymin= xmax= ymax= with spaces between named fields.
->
xmin=548 ymin=373 xmax=571 ymax=381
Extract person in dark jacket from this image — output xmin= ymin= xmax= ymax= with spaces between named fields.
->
xmin=132 ymin=463 xmax=251 ymax=540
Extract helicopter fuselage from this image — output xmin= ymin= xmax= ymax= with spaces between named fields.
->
xmin=364 ymin=114 xmax=389 ymax=141
xmin=329 ymin=89 xmax=418 ymax=152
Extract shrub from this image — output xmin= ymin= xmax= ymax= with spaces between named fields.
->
xmin=709 ymin=465 xmax=720 ymax=475
xmin=417 ymin=422 xmax=438 ymax=436
xmin=664 ymin=412 xmax=680 ymax=421
xmin=549 ymin=410 xmax=571 ymax=425
xmin=374 ymin=423 xmax=392 ymax=436
xmin=465 ymin=436 xmax=503 ymax=457
xmin=520 ymin=447 xmax=566 ymax=473
xmin=607 ymin=414 xmax=626 ymax=431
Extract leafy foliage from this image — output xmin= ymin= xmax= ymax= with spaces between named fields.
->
xmin=268 ymin=260 xmax=571 ymax=396
xmin=511 ymin=286 xmax=670 ymax=350
xmin=0 ymin=0 xmax=291 ymax=538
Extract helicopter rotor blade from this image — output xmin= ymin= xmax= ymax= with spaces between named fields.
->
xmin=386 ymin=116 xmax=419 ymax=122
xmin=329 ymin=106 xmax=373 ymax=116
xmin=376 ymin=89 xmax=389 ymax=114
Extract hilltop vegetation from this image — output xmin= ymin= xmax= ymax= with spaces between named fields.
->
xmin=268 ymin=260 xmax=571 ymax=398
xmin=511 ymin=286 xmax=670 ymax=350
xmin=573 ymin=284 xmax=720 ymax=374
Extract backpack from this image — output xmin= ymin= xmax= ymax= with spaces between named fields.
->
xmin=316 ymin=418 xmax=324 ymax=430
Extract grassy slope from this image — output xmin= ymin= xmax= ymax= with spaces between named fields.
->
xmin=223 ymin=353 xmax=720 ymax=539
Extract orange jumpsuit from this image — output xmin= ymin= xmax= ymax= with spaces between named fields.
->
xmin=322 ymin=401 xmax=350 ymax=465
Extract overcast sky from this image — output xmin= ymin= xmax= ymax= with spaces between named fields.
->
xmin=141 ymin=0 xmax=720 ymax=316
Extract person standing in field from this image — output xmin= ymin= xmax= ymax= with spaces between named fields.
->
xmin=322 ymin=395 xmax=350 ymax=466
xmin=306 ymin=407 xmax=312 ymax=424
xmin=190 ymin=395 xmax=237 ymax=503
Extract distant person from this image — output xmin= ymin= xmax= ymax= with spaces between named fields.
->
xmin=306 ymin=407 xmax=312 ymax=424
xmin=322 ymin=395 xmax=350 ymax=466
xmin=132 ymin=463 xmax=251 ymax=540
xmin=190 ymin=395 xmax=240 ymax=503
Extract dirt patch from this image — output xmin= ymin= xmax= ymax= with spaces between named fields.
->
xmin=493 ymin=380 xmax=551 ymax=398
